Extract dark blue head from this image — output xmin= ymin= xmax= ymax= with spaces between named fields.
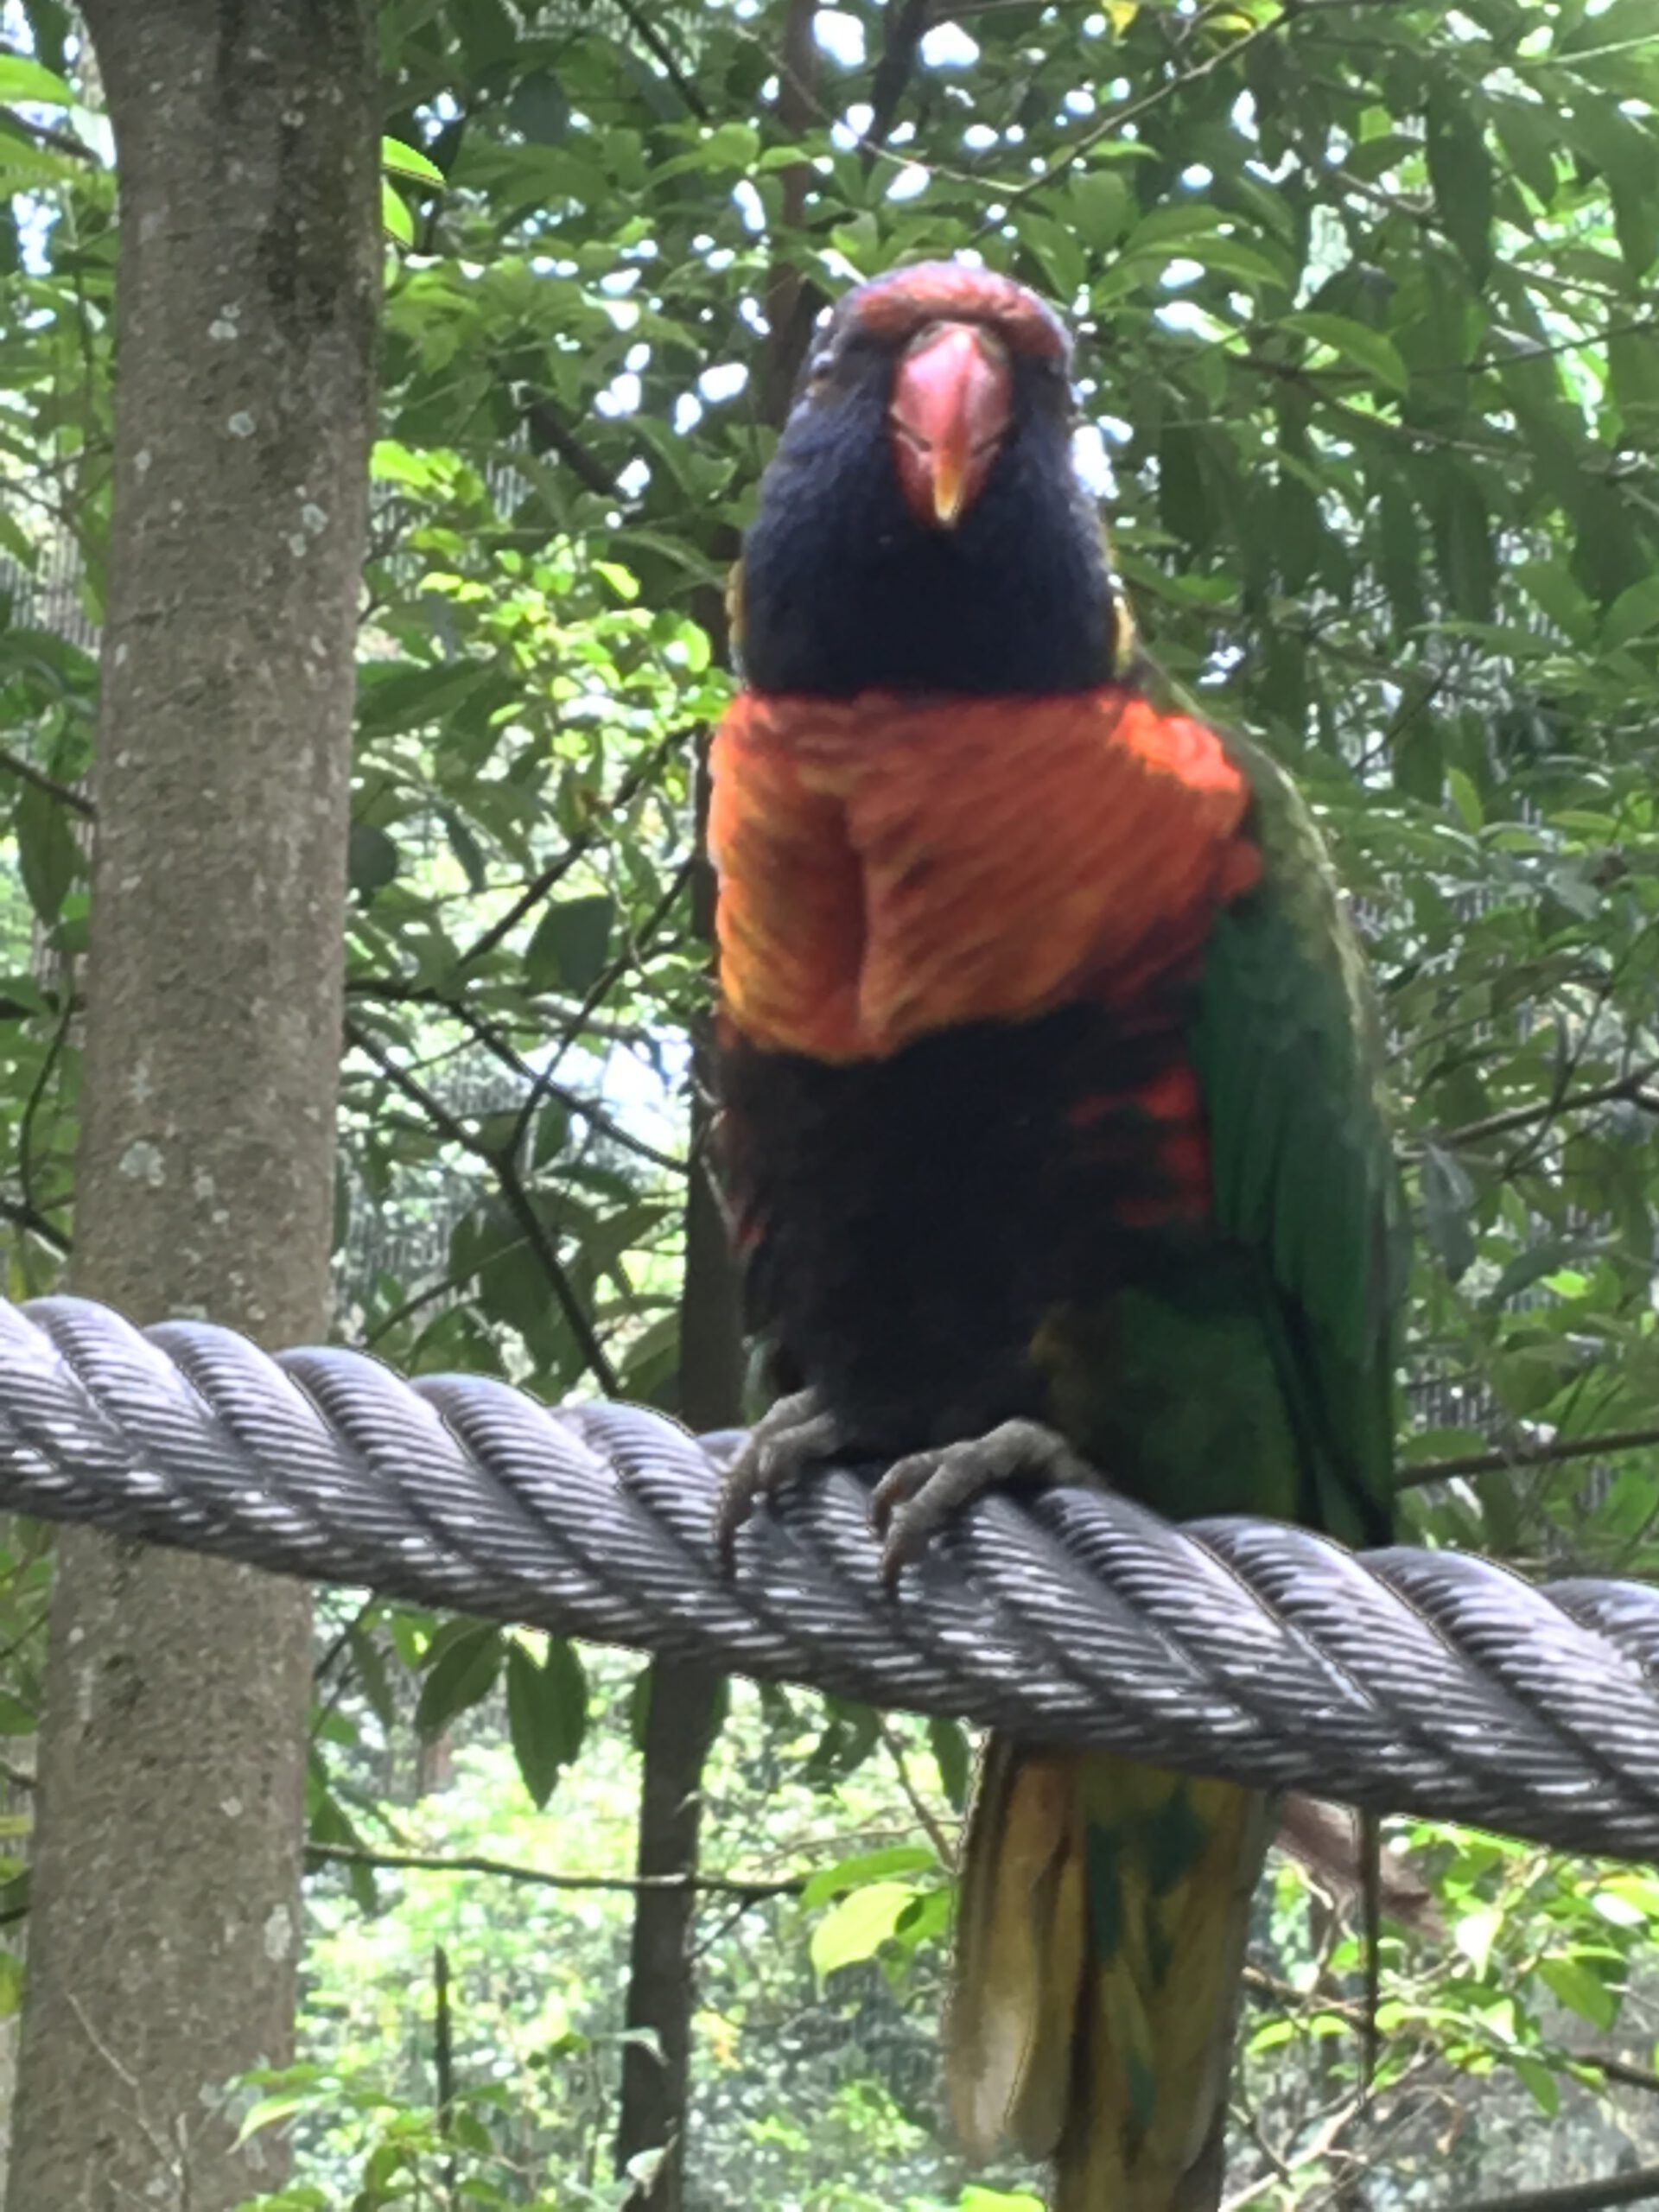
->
xmin=736 ymin=263 xmax=1118 ymax=698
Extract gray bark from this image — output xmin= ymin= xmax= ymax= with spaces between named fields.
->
xmin=6 ymin=5 xmax=378 ymax=2208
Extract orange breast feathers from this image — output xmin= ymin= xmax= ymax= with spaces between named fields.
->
xmin=709 ymin=688 xmax=1262 ymax=1063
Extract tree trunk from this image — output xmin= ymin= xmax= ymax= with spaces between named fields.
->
xmin=614 ymin=11 xmax=818 ymax=2196
xmin=6 ymin=7 xmax=378 ymax=2209
xmin=614 ymin=1107 xmax=743 ymax=2209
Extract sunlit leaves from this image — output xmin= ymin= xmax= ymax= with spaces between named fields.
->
xmin=505 ymin=1635 xmax=587 ymax=1808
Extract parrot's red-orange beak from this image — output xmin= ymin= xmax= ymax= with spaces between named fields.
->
xmin=889 ymin=320 xmax=1013 ymax=530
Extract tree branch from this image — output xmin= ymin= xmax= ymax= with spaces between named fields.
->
xmin=985 ymin=7 xmax=1292 ymax=223
xmin=864 ymin=0 xmax=933 ymax=162
xmin=1453 ymin=2163 xmax=1659 ymax=2212
xmin=524 ymin=392 xmax=626 ymax=502
xmin=0 ymin=1196 xmax=72 ymax=1256
xmin=0 ymin=745 xmax=94 ymax=819
xmin=874 ymin=1713 xmax=955 ymax=1866
xmin=346 ymin=984 xmax=685 ymax=1174
xmin=307 ymin=1840 xmax=801 ymax=1901
xmin=987 ymin=0 xmax=1418 ymax=226
xmin=451 ymin=725 xmax=686 ymax=973
xmin=346 ymin=1020 xmax=621 ymax=1396
xmin=1397 ymin=1425 xmax=1659 ymax=1491
xmin=612 ymin=0 xmax=709 ymax=120
xmin=1434 ymin=1062 xmax=1659 ymax=1151
xmin=0 ymin=109 xmax=99 ymax=164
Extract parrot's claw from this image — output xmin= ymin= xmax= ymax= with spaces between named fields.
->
xmin=715 ymin=1388 xmax=847 ymax=1568
xmin=869 ymin=1417 xmax=1097 ymax=1586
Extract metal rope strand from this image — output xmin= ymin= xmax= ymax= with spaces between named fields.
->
xmin=1 ymin=1292 xmax=1657 ymax=1859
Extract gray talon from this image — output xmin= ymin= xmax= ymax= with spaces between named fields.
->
xmin=869 ymin=1418 xmax=1096 ymax=1585
xmin=715 ymin=1388 xmax=844 ymax=1567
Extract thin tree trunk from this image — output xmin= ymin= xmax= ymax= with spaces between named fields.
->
xmin=7 ymin=7 xmax=378 ymax=2209
xmin=614 ymin=10 xmax=818 ymax=2195
xmin=614 ymin=741 xmax=747 ymax=2209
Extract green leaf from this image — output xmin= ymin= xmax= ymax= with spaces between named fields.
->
xmin=1604 ymin=576 xmax=1659 ymax=649
xmin=1158 ymin=423 xmax=1211 ymax=547
xmin=455 ymin=0 xmax=517 ymax=73
xmin=235 ymin=2089 xmax=315 ymax=2145
xmin=930 ymin=1715 xmax=972 ymax=1810
xmin=0 ymin=54 xmax=74 ymax=106
xmin=1192 ymin=235 xmax=1290 ymax=291
xmin=1609 ymin=326 xmax=1659 ymax=435
xmin=1452 ymin=1904 xmax=1502 ymax=1977
xmin=509 ymin=73 xmax=571 ymax=145
xmin=810 ymin=1881 xmax=918 ymax=1980
xmin=346 ymin=1624 xmax=396 ymax=1733
xmin=1491 ymin=98 xmax=1558 ymax=208
xmin=14 ymin=781 xmax=77 ymax=926
xmin=1537 ymin=1955 xmax=1619 ymax=2031
xmin=801 ymin=1846 xmax=937 ymax=1910
xmin=414 ymin=1620 xmax=502 ymax=1738
xmin=1014 ymin=211 xmax=1087 ymax=303
xmin=442 ymin=808 xmax=488 ymax=893
xmin=1068 ymin=170 xmax=1129 ymax=250
xmin=381 ymin=135 xmax=443 ymax=185
xmin=381 ymin=179 xmax=414 ymax=248
xmin=531 ymin=1102 xmax=570 ymax=1167
xmin=1446 ymin=768 xmax=1483 ymax=832
xmin=1122 ymin=202 xmax=1229 ymax=256
xmin=1433 ymin=467 xmax=1497 ymax=625
xmin=1282 ymin=312 xmax=1408 ymax=395
xmin=525 ymin=893 xmax=613 ymax=994
xmin=1426 ymin=86 xmax=1494 ymax=283
xmin=505 ymin=1637 xmax=588 ymax=1808
xmin=1421 ymin=1143 xmax=1478 ymax=1282
xmin=347 ymin=821 xmax=399 ymax=900
xmin=1509 ymin=2055 xmax=1560 ymax=2116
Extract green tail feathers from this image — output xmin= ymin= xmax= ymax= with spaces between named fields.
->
xmin=948 ymin=1739 xmax=1274 ymax=2212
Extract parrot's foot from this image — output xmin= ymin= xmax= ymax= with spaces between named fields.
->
xmin=870 ymin=1418 xmax=1096 ymax=1586
xmin=715 ymin=1387 xmax=847 ymax=1567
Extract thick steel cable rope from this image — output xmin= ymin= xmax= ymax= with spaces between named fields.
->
xmin=0 ymin=1292 xmax=1656 ymax=1859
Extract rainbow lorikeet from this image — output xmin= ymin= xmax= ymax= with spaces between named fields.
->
xmin=710 ymin=261 xmax=1407 ymax=2210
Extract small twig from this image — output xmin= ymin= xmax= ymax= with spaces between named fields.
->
xmin=612 ymin=0 xmax=709 ymax=118
xmin=434 ymin=1944 xmax=458 ymax=2209
xmin=452 ymin=727 xmax=685 ymax=974
xmin=363 ymin=985 xmax=684 ymax=1174
xmin=16 ymin=1000 xmax=74 ymax=1270
xmin=362 ymin=1255 xmax=504 ymax=1348
xmin=1397 ymin=1425 xmax=1659 ymax=1491
xmin=0 ymin=109 xmax=99 ymax=164
xmin=308 ymin=1840 xmax=802 ymax=1901
xmin=0 ymin=1196 xmax=71 ymax=1256
xmin=0 ymin=746 xmax=94 ymax=819
xmin=346 ymin=1021 xmax=622 ymax=1396
xmin=984 ymin=5 xmax=1293 ymax=224
xmin=542 ymin=858 xmax=695 ymax=1069
xmin=1579 ymin=2052 xmax=1659 ymax=2099
xmin=1452 ymin=2163 xmax=1659 ymax=2212
xmin=1435 ymin=1063 xmax=1659 ymax=1151
xmin=523 ymin=393 xmax=626 ymax=502
xmin=874 ymin=1713 xmax=956 ymax=1866
xmin=864 ymin=0 xmax=933 ymax=162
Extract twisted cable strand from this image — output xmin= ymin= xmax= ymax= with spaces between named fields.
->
xmin=0 ymin=1294 xmax=1656 ymax=1857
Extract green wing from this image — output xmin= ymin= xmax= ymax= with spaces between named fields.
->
xmin=1189 ymin=730 xmax=1408 ymax=1548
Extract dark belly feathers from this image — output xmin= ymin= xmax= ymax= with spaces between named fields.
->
xmin=719 ymin=1002 xmax=1208 ymax=1452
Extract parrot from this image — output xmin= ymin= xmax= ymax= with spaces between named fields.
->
xmin=708 ymin=259 xmax=1408 ymax=2212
